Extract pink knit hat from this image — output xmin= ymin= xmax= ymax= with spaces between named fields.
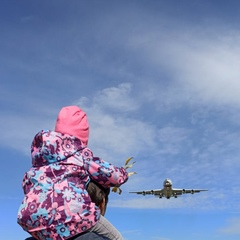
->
xmin=55 ymin=106 xmax=89 ymax=146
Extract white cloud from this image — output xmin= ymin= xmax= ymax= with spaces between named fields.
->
xmin=0 ymin=109 xmax=56 ymax=155
xmin=109 ymin=193 xmax=210 ymax=210
xmin=158 ymin=127 xmax=189 ymax=143
xmin=219 ymin=218 xmax=240 ymax=235
xmin=156 ymin=126 xmax=191 ymax=155
xmin=128 ymin=28 xmax=240 ymax=109
xmin=74 ymin=84 xmax=158 ymax=164
xmin=176 ymin=41 xmax=240 ymax=107
xmin=95 ymin=83 xmax=140 ymax=112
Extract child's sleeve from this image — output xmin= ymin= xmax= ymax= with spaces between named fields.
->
xmin=82 ymin=148 xmax=128 ymax=188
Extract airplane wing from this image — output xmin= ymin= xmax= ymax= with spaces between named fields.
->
xmin=129 ymin=189 xmax=163 ymax=196
xmin=172 ymin=188 xmax=208 ymax=194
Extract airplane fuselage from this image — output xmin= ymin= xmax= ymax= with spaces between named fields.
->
xmin=163 ymin=178 xmax=175 ymax=199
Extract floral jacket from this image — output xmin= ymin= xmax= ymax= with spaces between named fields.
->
xmin=17 ymin=130 xmax=128 ymax=240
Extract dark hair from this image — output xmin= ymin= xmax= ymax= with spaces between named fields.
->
xmin=86 ymin=181 xmax=110 ymax=208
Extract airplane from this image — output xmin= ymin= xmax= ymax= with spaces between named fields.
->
xmin=129 ymin=178 xmax=208 ymax=199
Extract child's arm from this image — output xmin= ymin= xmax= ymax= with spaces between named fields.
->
xmin=82 ymin=149 xmax=128 ymax=188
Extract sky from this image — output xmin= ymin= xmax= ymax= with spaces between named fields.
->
xmin=1 ymin=0 xmax=240 ymax=239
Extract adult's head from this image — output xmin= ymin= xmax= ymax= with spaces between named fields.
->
xmin=87 ymin=181 xmax=110 ymax=216
xmin=55 ymin=106 xmax=89 ymax=146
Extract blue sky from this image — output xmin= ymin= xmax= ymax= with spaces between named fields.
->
xmin=1 ymin=0 xmax=240 ymax=239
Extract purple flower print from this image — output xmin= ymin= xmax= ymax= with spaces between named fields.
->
xmin=62 ymin=186 xmax=76 ymax=202
xmin=27 ymin=200 xmax=40 ymax=214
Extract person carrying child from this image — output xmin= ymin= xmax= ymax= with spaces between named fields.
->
xmin=17 ymin=106 xmax=131 ymax=240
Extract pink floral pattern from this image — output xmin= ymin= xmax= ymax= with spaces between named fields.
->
xmin=17 ymin=130 xmax=128 ymax=239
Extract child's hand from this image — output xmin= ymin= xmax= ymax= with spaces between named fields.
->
xmin=112 ymin=157 xmax=137 ymax=195
xmin=124 ymin=157 xmax=137 ymax=177
xmin=124 ymin=157 xmax=135 ymax=169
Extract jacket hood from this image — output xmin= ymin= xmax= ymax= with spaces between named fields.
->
xmin=55 ymin=106 xmax=89 ymax=147
xmin=31 ymin=130 xmax=84 ymax=167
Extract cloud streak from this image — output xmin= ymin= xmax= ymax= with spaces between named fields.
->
xmin=219 ymin=218 xmax=240 ymax=235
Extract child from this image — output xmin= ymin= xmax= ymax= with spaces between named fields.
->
xmin=17 ymin=106 xmax=129 ymax=240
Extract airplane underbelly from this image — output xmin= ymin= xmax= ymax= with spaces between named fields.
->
xmin=165 ymin=189 xmax=172 ymax=199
